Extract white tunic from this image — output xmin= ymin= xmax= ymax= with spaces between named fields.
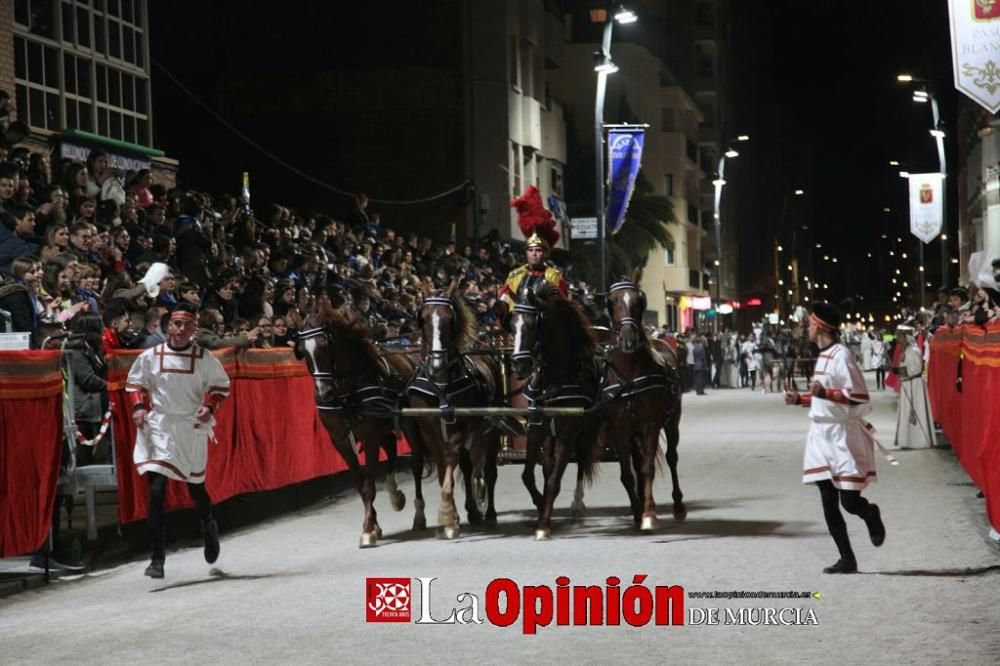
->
xmin=802 ymin=343 xmax=877 ymax=491
xmin=125 ymin=343 xmax=231 ymax=483
xmin=894 ymin=345 xmax=934 ymax=449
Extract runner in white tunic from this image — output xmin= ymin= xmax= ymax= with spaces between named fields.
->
xmin=126 ymin=304 xmax=230 ymax=579
xmin=785 ymin=302 xmax=886 ymax=574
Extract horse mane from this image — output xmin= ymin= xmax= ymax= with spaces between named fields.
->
xmin=314 ymin=305 xmax=383 ymax=371
xmin=451 ymin=295 xmax=479 ymax=352
xmin=534 ymin=284 xmax=597 ymax=361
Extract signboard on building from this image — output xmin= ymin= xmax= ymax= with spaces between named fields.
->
xmin=570 ymin=217 xmax=598 ymax=239
xmin=907 ymin=173 xmax=944 ymax=243
xmin=60 ymin=140 xmax=151 ymax=173
xmin=948 ymin=0 xmax=1000 ymax=112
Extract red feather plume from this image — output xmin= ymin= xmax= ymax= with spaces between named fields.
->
xmin=510 ymin=186 xmax=560 ymax=247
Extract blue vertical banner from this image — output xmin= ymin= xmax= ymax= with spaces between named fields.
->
xmin=606 ymin=128 xmax=645 ymax=235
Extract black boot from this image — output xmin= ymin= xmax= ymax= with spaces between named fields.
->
xmin=144 ymin=559 xmax=164 ymax=578
xmin=202 ymin=518 xmax=220 ymax=564
xmin=865 ymin=504 xmax=886 ymax=547
xmin=822 ymin=557 xmax=857 ymax=574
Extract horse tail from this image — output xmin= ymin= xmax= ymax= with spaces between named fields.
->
xmin=575 ymin=414 xmax=601 ymax=485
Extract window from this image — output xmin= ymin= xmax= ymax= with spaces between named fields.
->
xmin=13 ymin=36 xmax=62 ymax=131
xmin=665 ymin=240 xmax=676 ymax=266
xmin=14 ymin=2 xmax=153 ymax=144
xmin=511 ymin=142 xmax=522 ymax=199
xmin=509 ymin=35 xmax=520 ymax=91
xmin=664 ymin=174 xmax=674 ymax=196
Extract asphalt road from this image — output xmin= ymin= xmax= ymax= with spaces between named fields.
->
xmin=2 ymin=377 xmax=998 ymax=664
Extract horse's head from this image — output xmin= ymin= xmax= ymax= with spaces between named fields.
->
xmin=509 ymin=296 xmax=540 ymax=379
xmin=607 ymin=268 xmax=646 ymax=353
xmin=418 ymin=279 xmax=461 ymax=383
xmin=294 ymin=309 xmax=356 ymax=404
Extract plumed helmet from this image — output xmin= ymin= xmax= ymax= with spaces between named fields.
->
xmin=511 ymin=186 xmax=559 ymax=254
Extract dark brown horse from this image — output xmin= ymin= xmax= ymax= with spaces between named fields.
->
xmin=603 ymin=269 xmax=685 ymax=529
xmin=405 ymin=280 xmax=504 ymax=538
xmin=509 ymin=284 xmax=602 ymax=540
xmin=295 ymin=307 xmax=416 ymax=547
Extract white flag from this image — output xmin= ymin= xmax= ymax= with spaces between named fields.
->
xmin=907 ymin=173 xmax=944 ymax=244
xmin=949 ymin=0 xmax=1000 ymax=112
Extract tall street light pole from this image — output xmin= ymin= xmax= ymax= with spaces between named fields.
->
xmin=899 ymin=74 xmax=948 ymax=291
xmin=712 ymin=135 xmax=749 ymax=329
xmin=594 ymin=5 xmax=636 ymax=295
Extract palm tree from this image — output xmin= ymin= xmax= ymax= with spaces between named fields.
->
xmin=568 ymin=170 xmax=677 ymax=286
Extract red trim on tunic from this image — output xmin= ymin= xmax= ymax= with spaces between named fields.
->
xmin=138 ymin=460 xmax=188 ymax=480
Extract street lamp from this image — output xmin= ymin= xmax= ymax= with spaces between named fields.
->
xmin=594 ymin=4 xmax=637 ymax=295
xmin=713 ymin=134 xmax=750 ymax=320
xmin=897 ymin=73 xmax=949 ymax=290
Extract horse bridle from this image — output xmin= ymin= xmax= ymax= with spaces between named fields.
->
xmin=418 ymin=296 xmax=463 ymax=380
xmin=296 ymin=325 xmax=353 ymax=409
xmin=510 ymin=302 xmax=543 ymax=369
xmin=607 ymin=281 xmax=645 ymax=350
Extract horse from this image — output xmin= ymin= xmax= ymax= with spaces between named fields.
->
xmin=509 ymin=283 xmax=602 ymax=540
xmin=405 ymin=279 xmax=506 ymax=539
xmin=603 ymin=270 xmax=685 ymax=529
xmin=294 ymin=307 xmax=416 ymax=547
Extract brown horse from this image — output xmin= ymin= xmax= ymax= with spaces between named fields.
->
xmin=603 ymin=269 xmax=685 ymax=529
xmin=295 ymin=307 xmax=416 ymax=547
xmin=405 ymin=279 xmax=504 ymax=539
xmin=509 ymin=284 xmax=602 ymax=540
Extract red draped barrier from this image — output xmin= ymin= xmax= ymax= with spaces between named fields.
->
xmin=108 ymin=347 xmax=409 ymax=524
xmin=928 ymin=322 xmax=1000 ymax=530
xmin=0 ymin=352 xmax=64 ymax=557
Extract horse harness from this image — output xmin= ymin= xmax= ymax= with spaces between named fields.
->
xmin=297 ymin=326 xmax=406 ymax=451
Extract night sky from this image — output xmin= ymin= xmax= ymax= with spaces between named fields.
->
xmin=148 ymin=1 xmax=960 ymax=314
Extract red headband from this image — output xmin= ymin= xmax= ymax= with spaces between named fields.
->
xmin=170 ymin=311 xmax=196 ymax=323
xmin=809 ymin=313 xmax=838 ymax=333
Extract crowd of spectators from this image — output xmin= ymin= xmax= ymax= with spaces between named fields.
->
xmin=0 ymin=147 xmax=584 ymax=355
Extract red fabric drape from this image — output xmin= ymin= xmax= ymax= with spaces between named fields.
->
xmin=0 ymin=351 xmax=64 ymax=557
xmin=928 ymin=323 xmax=1000 ymax=529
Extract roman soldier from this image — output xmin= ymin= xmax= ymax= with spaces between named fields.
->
xmin=498 ymin=186 xmax=568 ymax=311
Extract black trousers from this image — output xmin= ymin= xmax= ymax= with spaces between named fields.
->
xmin=816 ymin=479 xmax=873 ymax=561
xmin=875 ymin=367 xmax=886 ymax=390
xmin=147 ymin=472 xmax=213 ymax=562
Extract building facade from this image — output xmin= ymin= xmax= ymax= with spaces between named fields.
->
xmin=4 ymin=0 xmax=175 ymax=185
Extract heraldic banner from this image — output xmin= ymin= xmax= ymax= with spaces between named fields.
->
xmin=949 ymin=0 xmax=1000 ymax=112
xmin=606 ymin=127 xmax=645 ymax=235
xmin=907 ymin=173 xmax=944 ymax=243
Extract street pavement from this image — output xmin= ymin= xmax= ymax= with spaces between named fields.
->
xmin=1 ymin=375 xmax=998 ymax=664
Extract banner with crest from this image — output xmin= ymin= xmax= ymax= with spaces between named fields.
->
xmin=949 ymin=0 xmax=1000 ymax=112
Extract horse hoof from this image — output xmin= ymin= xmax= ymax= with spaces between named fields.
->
xmin=391 ymin=492 xmax=406 ymax=512
xmin=443 ymin=525 xmax=461 ymax=540
xmin=673 ymin=504 xmax=688 ymax=521
xmin=413 ymin=516 xmax=427 ymax=531
xmin=466 ymin=510 xmax=483 ymax=526
xmin=535 ymin=529 xmax=552 ymax=541
xmin=484 ymin=512 xmax=498 ymax=527
xmin=375 ymin=525 xmax=384 ymax=540
xmin=571 ymin=503 xmax=587 ymax=519
xmin=360 ymin=532 xmax=378 ymax=548
xmin=640 ymin=515 xmax=659 ymax=531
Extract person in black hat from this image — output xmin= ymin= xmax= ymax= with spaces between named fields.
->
xmin=785 ymin=302 xmax=886 ymax=574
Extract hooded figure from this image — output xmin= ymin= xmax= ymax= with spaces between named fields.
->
xmin=892 ymin=325 xmax=934 ymax=449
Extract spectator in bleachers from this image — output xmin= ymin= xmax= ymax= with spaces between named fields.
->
xmin=0 ymin=207 xmax=39 ymax=275
xmin=272 ymin=316 xmax=291 ymax=347
xmin=254 ymin=316 xmax=274 ymax=348
xmin=44 ymin=222 xmax=70 ymax=253
xmin=129 ymin=169 xmax=154 ymax=208
xmin=62 ymin=162 xmax=89 ymax=200
xmin=134 ymin=306 xmax=167 ymax=349
xmin=178 ymin=282 xmax=201 ymax=307
xmin=101 ymin=302 xmax=130 ymax=350
xmin=85 ymin=150 xmax=125 ymax=205
xmin=66 ymin=222 xmax=93 ymax=262
xmin=26 ymin=152 xmax=49 ymax=198
xmin=195 ymin=308 xmax=257 ymax=350
xmin=175 ymin=194 xmax=213 ymax=289
xmin=0 ymin=255 xmax=42 ymax=335
xmin=67 ymin=311 xmax=110 ymax=464
xmin=203 ymin=278 xmax=238 ymax=325
xmin=0 ymin=162 xmax=17 ymax=212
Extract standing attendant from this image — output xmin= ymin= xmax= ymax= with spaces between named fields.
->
xmin=785 ymin=303 xmax=885 ymax=574
xmin=125 ymin=303 xmax=231 ymax=579
xmin=892 ymin=325 xmax=934 ymax=449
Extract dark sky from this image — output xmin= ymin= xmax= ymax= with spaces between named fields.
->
xmin=760 ymin=0 xmax=956 ymax=309
xmin=147 ymin=1 xmax=959 ymax=312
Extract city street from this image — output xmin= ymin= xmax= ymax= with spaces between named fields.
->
xmin=1 ymin=377 xmax=998 ymax=664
